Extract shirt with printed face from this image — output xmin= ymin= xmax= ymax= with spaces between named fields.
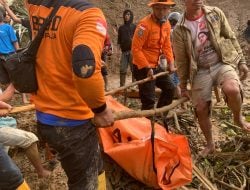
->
xmin=185 ymin=15 xmax=220 ymax=66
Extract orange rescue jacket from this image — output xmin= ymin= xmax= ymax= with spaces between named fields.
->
xmin=132 ymin=14 xmax=174 ymax=69
xmin=26 ymin=1 xmax=107 ymax=120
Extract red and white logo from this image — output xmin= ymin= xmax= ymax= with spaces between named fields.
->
xmin=96 ymin=19 xmax=107 ymax=36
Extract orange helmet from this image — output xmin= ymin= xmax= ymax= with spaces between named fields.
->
xmin=148 ymin=0 xmax=176 ymax=7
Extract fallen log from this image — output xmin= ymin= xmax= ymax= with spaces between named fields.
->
xmin=105 ymin=71 xmax=169 ymax=96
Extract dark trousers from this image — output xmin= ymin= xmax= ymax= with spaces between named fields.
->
xmin=0 ymin=58 xmax=10 ymax=85
xmin=0 ymin=145 xmax=23 ymax=190
xmin=37 ymin=121 xmax=102 ymax=190
xmin=133 ymin=65 xmax=175 ymax=110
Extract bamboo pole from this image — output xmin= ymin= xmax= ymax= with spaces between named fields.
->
xmin=105 ymin=71 xmax=169 ymax=96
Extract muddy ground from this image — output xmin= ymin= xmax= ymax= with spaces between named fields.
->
xmin=4 ymin=0 xmax=250 ymax=189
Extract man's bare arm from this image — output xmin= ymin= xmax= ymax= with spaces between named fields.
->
xmin=0 ymin=0 xmax=22 ymax=23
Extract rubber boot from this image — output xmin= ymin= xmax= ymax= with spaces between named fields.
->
xmin=17 ymin=180 xmax=30 ymax=190
xmin=103 ymin=75 xmax=108 ymax=91
xmin=120 ymin=74 xmax=126 ymax=87
xmin=98 ymin=171 xmax=106 ymax=190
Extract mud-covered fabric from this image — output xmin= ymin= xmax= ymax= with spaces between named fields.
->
xmin=244 ymin=20 xmax=250 ymax=43
xmin=0 ymin=59 xmax=10 ymax=85
xmin=120 ymin=51 xmax=133 ymax=74
xmin=0 ymin=145 xmax=24 ymax=190
xmin=37 ymin=121 xmax=103 ymax=190
xmin=191 ymin=63 xmax=242 ymax=107
xmin=0 ymin=127 xmax=38 ymax=150
xmin=133 ymin=65 xmax=175 ymax=110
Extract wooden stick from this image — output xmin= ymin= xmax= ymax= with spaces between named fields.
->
xmin=210 ymin=151 xmax=250 ymax=160
xmin=5 ymin=97 xmax=188 ymax=120
xmin=105 ymin=71 xmax=169 ymax=96
xmin=213 ymin=104 xmax=249 ymax=109
xmin=111 ymin=88 xmax=162 ymax=99
xmin=5 ymin=97 xmax=188 ymax=122
xmin=193 ymin=164 xmax=218 ymax=190
xmin=114 ymin=97 xmax=188 ymax=120
xmin=213 ymin=86 xmax=221 ymax=103
xmin=10 ymin=104 xmax=35 ymax=113
xmin=173 ymin=111 xmax=181 ymax=131
xmin=178 ymin=186 xmax=191 ymax=190
xmin=214 ymin=179 xmax=241 ymax=190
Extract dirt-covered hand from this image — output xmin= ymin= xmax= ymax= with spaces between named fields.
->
xmin=239 ymin=63 xmax=249 ymax=81
xmin=0 ymin=101 xmax=12 ymax=116
xmin=93 ymin=106 xmax=114 ymax=128
xmin=181 ymin=88 xmax=190 ymax=99
xmin=101 ymin=60 xmax=106 ymax=67
xmin=168 ymin=63 xmax=177 ymax=73
xmin=147 ymin=68 xmax=154 ymax=79
xmin=0 ymin=0 xmax=8 ymax=7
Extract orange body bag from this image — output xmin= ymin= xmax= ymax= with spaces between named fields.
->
xmin=99 ymin=96 xmax=192 ymax=189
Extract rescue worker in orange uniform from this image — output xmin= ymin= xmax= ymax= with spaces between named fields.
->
xmin=132 ymin=0 xmax=176 ymax=111
xmin=25 ymin=0 xmax=114 ymax=189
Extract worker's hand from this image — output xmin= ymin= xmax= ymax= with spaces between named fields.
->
xmin=147 ymin=68 xmax=154 ymax=79
xmin=0 ymin=83 xmax=15 ymax=102
xmin=239 ymin=63 xmax=249 ymax=81
xmin=101 ymin=60 xmax=106 ymax=67
xmin=107 ymin=50 xmax=112 ymax=56
xmin=93 ymin=106 xmax=114 ymax=128
xmin=0 ymin=101 xmax=12 ymax=116
xmin=168 ymin=63 xmax=177 ymax=73
xmin=0 ymin=0 xmax=8 ymax=7
xmin=180 ymin=88 xmax=190 ymax=99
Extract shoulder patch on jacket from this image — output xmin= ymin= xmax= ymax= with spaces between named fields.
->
xmin=137 ymin=24 xmax=146 ymax=37
xmin=96 ymin=19 xmax=107 ymax=36
xmin=139 ymin=24 xmax=146 ymax=30
xmin=72 ymin=45 xmax=95 ymax=78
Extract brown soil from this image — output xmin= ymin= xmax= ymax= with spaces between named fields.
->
xmin=6 ymin=0 xmax=250 ymax=189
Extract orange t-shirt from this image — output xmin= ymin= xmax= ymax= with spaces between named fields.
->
xmin=26 ymin=1 xmax=107 ymax=120
xmin=132 ymin=14 xmax=174 ymax=69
